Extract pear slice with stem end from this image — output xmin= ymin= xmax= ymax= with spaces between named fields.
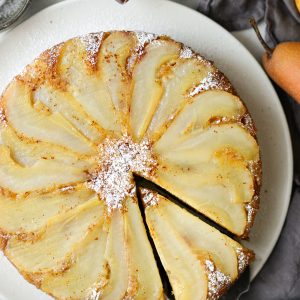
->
xmin=296 ymin=0 xmax=300 ymax=12
xmin=100 ymin=208 xmax=129 ymax=300
xmin=58 ymin=36 xmax=122 ymax=133
xmin=4 ymin=197 xmax=104 ymax=274
xmin=147 ymin=58 xmax=214 ymax=141
xmin=129 ymin=38 xmax=181 ymax=141
xmin=124 ymin=197 xmax=164 ymax=299
xmin=33 ymin=83 xmax=104 ymax=143
xmin=0 ymin=145 xmax=87 ymax=194
xmin=144 ymin=193 xmax=208 ymax=300
xmin=152 ymin=90 xmax=246 ymax=148
xmin=152 ymin=124 xmax=258 ymax=236
xmin=2 ymin=80 xmax=95 ymax=155
xmin=0 ymin=185 xmax=96 ymax=234
xmin=40 ymin=221 xmax=108 ymax=300
xmin=141 ymin=189 xmax=254 ymax=300
xmin=98 ymin=31 xmax=137 ymax=127
xmin=155 ymin=124 xmax=259 ymax=164
xmin=0 ymin=126 xmax=94 ymax=169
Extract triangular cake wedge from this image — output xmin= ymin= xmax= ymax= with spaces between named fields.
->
xmin=140 ymin=188 xmax=254 ymax=300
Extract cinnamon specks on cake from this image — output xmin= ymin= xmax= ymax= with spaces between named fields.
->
xmin=205 ymin=260 xmax=231 ymax=300
xmin=80 ymin=32 xmax=104 ymax=69
xmin=87 ymin=136 xmax=157 ymax=210
xmin=189 ymin=71 xmax=233 ymax=97
xmin=46 ymin=44 xmax=64 ymax=69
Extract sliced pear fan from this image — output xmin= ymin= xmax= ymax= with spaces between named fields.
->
xmin=130 ymin=39 xmax=181 ymax=141
xmin=100 ymin=197 xmax=163 ymax=300
xmin=0 ymin=186 xmax=95 ymax=234
xmin=58 ymin=37 xmax=121 ymax=133
xmin=151 ymin=91 xmax=259 ymax=236
xmin=5 ymin=197 xmax=104 ymax=274
xmin=0 ymin=145 xmax=87 ymax=194
xmin=41 ymin=222 xmax=108 ymax=300
xmin=33 ymin=83 xmax=103 ymax=143
xmin=0 ymin=126 xmax=94 ymax=168
xmin=142 ymin=189 xmax=254 ymax=300
xmin=3 ymin=80 xmax=95 ymax=155
xmin=147 ymin=59 xmax=214 ymax=141
xmin=0 ymin=31 xmax=260 ymax=300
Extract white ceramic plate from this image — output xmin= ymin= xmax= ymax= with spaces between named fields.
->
xmin=0 ymin=0 xmax=293 ymax=299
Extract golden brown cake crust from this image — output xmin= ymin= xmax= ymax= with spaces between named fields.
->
xmin=0 ymin=31 xmax=261 ymax=299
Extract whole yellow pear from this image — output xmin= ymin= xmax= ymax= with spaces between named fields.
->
xmin=250 ymin=18 xmax=300 ymax=104
xmin=262 ymin=42 xmax=300 ymax=104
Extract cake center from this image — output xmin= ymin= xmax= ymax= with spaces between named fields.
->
xmin=87 ymin=135 xmax=156 ymax=210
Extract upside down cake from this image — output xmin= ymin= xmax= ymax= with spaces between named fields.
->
xmin=0 ymin=31 xmax=261 ymax=300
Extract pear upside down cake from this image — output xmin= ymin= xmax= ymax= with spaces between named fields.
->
xmin=0 ymin=31 xmax=261 ymax=300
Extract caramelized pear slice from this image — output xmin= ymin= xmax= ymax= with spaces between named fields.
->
xmin=58 ymin=37 xmax=121 ymax=133
xmin=34 ymin=84 xmax=103 ymax=143
xmin=0 ymin=126 xmax=94 ymax=168
xmin=153 ymin=163 xmax=249 ymax=236
xmin=145 ymin=196 xmax=208 ymax=300
xmin=155 ymin=124 xmax=259 ymax=164
xmin=101 ymin=208 xmax=129 ymax=300
xmin=0 ymin=186 xmax=95 ymax=234
xmin=153 ymin=90 xmax=246 ymax=147
xmin=147 ymin=59 xmax=214 ymax=141
xmin=142 ymin=189 xmax=254 ymax=300
xmin=0 ymin=146 xmax=86 ymax=194
xmin=3 ymin=80 xmax=95 ymax=155
xmin=153 ymin=123 xmax=258 ymax=236
xmin=125 ymin=197 xmax=163 ymax=299
xmin=5 ymin=197 xmax=103 ymax=274
xmin=130 ymin=39 xmax=181 ymax=141
xmin=98 ymin=31 xmax=136 ymax=123
xmin=41 ymin=222 xmax=108 ymax=300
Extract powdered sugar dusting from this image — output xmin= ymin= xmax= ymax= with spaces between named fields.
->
xmin=135 ymin=32 xmax=157 ymax=50
xmin=180 ymin=46 xmax=194 ymax=59
xmin=236 ymin=248 xmax=252 ymax=274
xmin=87 ymin=288 xmax=101 ymax=300
xmin=205 ymin=260 xmax=231 ymax=300
xmin=60 ymin=186 xmax=75 ymax=192
xmin=245 ymin=201 xmax=256 ymax=226
xmin=81 ymin=32 xmax=104 ymax=68
xmin=127 ymin=32 xmax=157 ymax=71
xmin=189 ymin=71 xmax=232 ymax=97
xmin=140 ymin=189 xmax=159 ymax=207
xmin=87 ymin=136 xmax=156 ymax=210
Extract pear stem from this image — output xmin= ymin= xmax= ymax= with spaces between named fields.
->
xmin=249 ymin=17 xmax=273 ymax=57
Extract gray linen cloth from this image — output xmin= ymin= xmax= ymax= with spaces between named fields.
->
xmin=173 ymin=0 xmax=300 ymax=299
